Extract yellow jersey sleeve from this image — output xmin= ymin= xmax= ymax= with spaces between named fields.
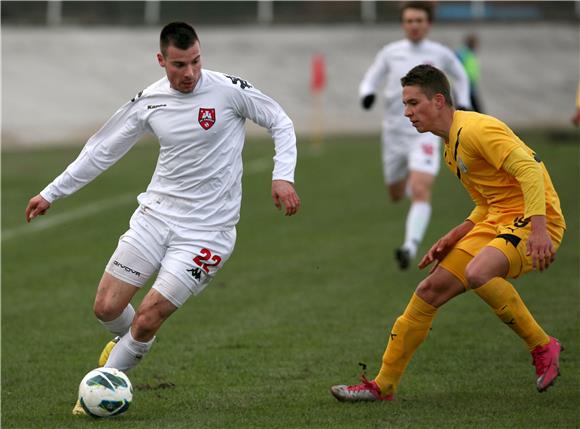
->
xmin=502 ymin=147 xmax=546 ymax=218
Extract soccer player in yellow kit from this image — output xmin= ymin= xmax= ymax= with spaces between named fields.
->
xmin=331 ymin=64 xmax=566 ymax=402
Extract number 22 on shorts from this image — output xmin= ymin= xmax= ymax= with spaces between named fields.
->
xmin=193 ymin=248 xmax=222 ymax=273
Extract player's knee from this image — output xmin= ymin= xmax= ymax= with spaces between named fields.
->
xmin=465 ymin=263 xmax=491 ymax=289
xmin=410 ymin=183 xmax=431 ymax=201
xmin=93 ymin=298 xmax=124 ymax=322
xmin=411 ymin=188 xmax=431 ymax=202
xmin=415 ymin=277 xmax=443 ymax=306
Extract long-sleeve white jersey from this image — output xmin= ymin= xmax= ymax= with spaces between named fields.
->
xmin=40 ymin=69 xmax=297 ymax=231
xmin=359 ymin=38 xmax=471 ymax=134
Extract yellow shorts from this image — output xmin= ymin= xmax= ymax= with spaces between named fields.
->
xmin=439 ymin=212 xmax=565 ymax=288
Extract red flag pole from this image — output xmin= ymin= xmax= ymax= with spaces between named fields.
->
xmin=310 ymin=54 xmax=326 ymax=149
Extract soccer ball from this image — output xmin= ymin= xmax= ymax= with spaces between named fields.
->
xmin=78 ymin=367 xmax=133 ymax=418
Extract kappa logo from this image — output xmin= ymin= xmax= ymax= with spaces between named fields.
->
xmin=147 ymin=104 xmax=166 ymax=110
xmin=198 ymin=108 xmax=216 ymax=130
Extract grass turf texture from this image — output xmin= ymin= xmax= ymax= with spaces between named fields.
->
xmin=2 ymin=132 xmax=578 ymax=428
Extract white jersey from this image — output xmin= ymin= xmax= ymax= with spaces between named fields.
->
xmin=359 ymin=38 xmax=471 ymax=135
xmin=40 ymin=69 xmax=297 ymax=231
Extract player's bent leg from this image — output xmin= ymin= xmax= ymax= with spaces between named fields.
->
xmin=389 ymin=174 xmax=412 ymax=270
xmin=92 ymin=274 xmax=141 ymax=374
xmin=375 ymin=267 xmax=464 ymax=393
xmin=468 ymin=246 xmax=550 ymax=350
xmin=94 ymin=242 xmax=159 ymax=368
xmin=381 ymin=132 xmax=407 ymax=203
xmin=398 ymin=171 xmax=434 ymax=266
xmin=96 ymin=239 xmax=159 ymax=333
xmin=331 ymin=267 xmax=464 ymax=402
xmin=94 ymin=272 xmax=140 ymax=326
xmin=104 ymin=287 xmax=178 ymax=372
xmin=132 ymin=288 xmax=178 ymax=342
xmin=468 ymin=246 xmax=560 ymax=391
xmin=465 ymin=246 xmax=509 ymax=288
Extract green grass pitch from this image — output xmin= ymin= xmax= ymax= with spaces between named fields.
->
xmin=2 ymin=132 xmax=578 ymax=428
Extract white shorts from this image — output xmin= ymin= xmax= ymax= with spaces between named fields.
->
xmin=105 ymin=206 xmax=236 ymax=307
xmin=381 ymin=130 xmax=441 ymax=185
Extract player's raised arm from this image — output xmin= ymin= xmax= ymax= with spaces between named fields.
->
xmin=443 ymin=48 xmax=472 ymax=110
xmin=35 ymin=96 xmax=147 ymax=208
xmin=501 ymin=147 xmax=554 ymax=270
xmin=230 ymin=79 xmax=300 ymax=216
xmin=358 ymin=47 xmax=390 ymax=110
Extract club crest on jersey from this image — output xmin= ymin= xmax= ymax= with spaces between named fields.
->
xmin=198 ymin=108 xmax=216 ymax=130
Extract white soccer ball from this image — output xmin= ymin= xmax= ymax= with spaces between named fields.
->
xmin=78 ymin=367 xmax=133 ymax=418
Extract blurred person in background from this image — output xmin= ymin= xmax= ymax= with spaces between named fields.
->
xmin=456 ymin=33 xmax=484 ymax=113
xmin=359 ymin=1 xmax=471 ymax=270
xmin=332 ymin=64 xmax=565 ymax=403
xmin=24 ymin=22 xmax=300 ymax=415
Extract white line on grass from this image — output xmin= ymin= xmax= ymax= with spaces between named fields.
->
xmin=2 ymin=193 xmax=136 ymax=242
xmin=2 ymin=157 xmax=273 ymax=242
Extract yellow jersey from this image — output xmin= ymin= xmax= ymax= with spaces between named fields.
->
xmin=445 ymin=111 xmax=565 ymax=229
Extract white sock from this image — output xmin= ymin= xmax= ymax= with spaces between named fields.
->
xmin=104 ymin=331 xmax=155 ymax=372
xmin=403 ymin=201 xmax=432 ymax=258
xmin=98 ymin=304 xmax=135 ymax=336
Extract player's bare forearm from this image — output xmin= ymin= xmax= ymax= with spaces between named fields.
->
xmin=527 ymin=215 xmax=555 ymax=271
xmin=25 ymin=194 xmax=51 ymax=223
xmin=271 ymin=180 xmax=301 ymax=216
xmin=448 ymin=220 xmax=475 ymax=242
xmin=419 ymin=220 xmax=474 ymax=271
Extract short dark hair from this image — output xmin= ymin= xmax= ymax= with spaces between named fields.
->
xmin=160 ymin=22 xmax=199 ymax=56
xmin=401 ymin=64 xmax=453 ymax=106
xmin=400 ymin=1 xmax=434 ymax=23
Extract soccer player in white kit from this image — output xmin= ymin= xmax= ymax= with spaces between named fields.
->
xmin=359 ymin=1 xmax=471 ymax=269
xmin=24 ymin=22 xmax=301 ymax=414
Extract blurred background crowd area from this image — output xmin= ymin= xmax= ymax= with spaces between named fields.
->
xmin=2 ymin=1 xmax=579 ymax=148
xmin=3 ymin=1 xmax=579 ymax=26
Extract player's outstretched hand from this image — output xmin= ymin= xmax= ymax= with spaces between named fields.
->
xmin=418 ymin=220 xmax=474 ymax=273
xmin=361 ymin=94 xmax=375 ymax=110
xmin=419 ymin=235 xmax=454 ymax=273
xmin=25 ymin=194 xmax=51 ymax=223
xmin=271 ymin=180 xmax=301 ymax=216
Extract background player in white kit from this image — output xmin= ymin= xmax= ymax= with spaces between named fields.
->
xmin=24 ymin=22 xmax=301 ymax=414
xmin=359 ymin=1 xmax=471 ymax=269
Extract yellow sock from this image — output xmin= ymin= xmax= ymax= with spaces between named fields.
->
xmin=375 ymin=293 xmax=437 ymax=395
xmin=474 ymin=277 xmax=549 ymax=351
